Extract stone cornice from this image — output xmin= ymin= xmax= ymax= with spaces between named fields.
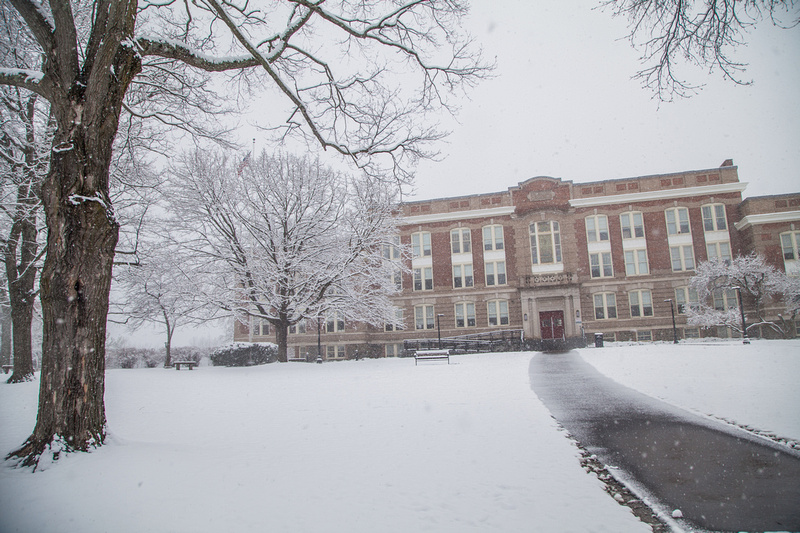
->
xmin=569 ymin=182 xmax=747 ymax=208
xmin=734 ymin=210 xmax=800 ymax=230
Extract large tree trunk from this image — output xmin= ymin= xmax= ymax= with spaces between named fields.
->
xmin=164 ymin=311 xmax=174 ymax=368
xmin=7 ymin=32 xmax=141 ymax=466
xmin=5 ymin=202 xmax=38 ymax=384
xmin=0 ymin=289 xmax=10 ymax=367
xmin=275 ymin=322 xmax=289 ymax=363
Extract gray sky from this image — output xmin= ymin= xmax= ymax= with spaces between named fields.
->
xmin=410 ymin=1 xmax=800 ymax=201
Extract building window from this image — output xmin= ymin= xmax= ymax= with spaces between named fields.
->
xmin=487 ymin=300 xmax=509 ymax=326
xmin=483 ymin=225 xmax=504 ymax=251
xmin=454 ymin=302 xmax=476 ymax=328
xmin=326 ymin=311 xmax=345 ymax=333
xmin=665 ymin=207 xmax=691 ymax=235
xmin=451 ymin=228 xmax=472 ymax=254
xmin=593 ymin=293 xmax=617 ymax=320
xmin=706 ymin=241 xmax=732 ymax=263
xmin=620 ymin=212 xmax=645 ymax=239
xmin=670 ymin=245 xmax=695 ymax=271
xmin=326 ymin=345 xmax=346 ymax=360
xmin=485 ymin=261 xmax=507 ymax=286
xmin=414 ymin=305 xmax=435 ymax=330
xmin=780 ymin=231 xmax=800 ymax=276
xmin=384 ymin=308 xmax=404 ymax=331
xmin=701 ymin=204 xmax=727 ymax=231
xmin=629 ymin=290 xmax=654 ymax=317
xmin=713 ymin=288 xmax=738 ymax=311
xmin=453 ymin=264 xmax=474 ymax=288
xmin=289 ymin=321 xmax=306 ymax=334
xmin=391 ymin=269 xmax=402 ymax=290
xmin=383 ymin=236 xmax=401 ymax=260
xmin=385 ymin=343 xmax=404 ymax=357
xmin=675 ymin=287 xmax=699 ymax=314
xmin=590 ymin=252 xmax=613 ymax=278
xmin=530 ymin=221 xmax=562 ymax=265
xmin=585 ymin=215 xmax=609 ymax=242
xmin=413 ymin=267 xmax=433 ymax=291
xmin=624 ymin=249 xmax=649 ymax=276
xmin=636 ymin=330 xmax=652 ymax=342
xmin=411 ymin=231 xmax=431 ymax=258
xmin=252 ymin=318 xmax=270 ymax=336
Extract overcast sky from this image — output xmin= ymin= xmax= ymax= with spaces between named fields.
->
xmin=409 ymin=1 xmax=800 ymax=201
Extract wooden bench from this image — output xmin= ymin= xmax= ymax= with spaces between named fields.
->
xmin=414 ymin=349 xmax=450 ymax=365
xmin=2 ymin=364 xmax=12 ymax=374
xmin=173 ymin=361 xmax=198 ymax=371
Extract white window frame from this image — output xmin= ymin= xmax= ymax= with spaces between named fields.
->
xmin=665 ymin=207 xmax=691 ymax=235
xmin=384 ymin=308 xmax=404 ymax=331
xmin=326 ymin=345 xmax=346 ymax=360
xmin=706 ymin=241 xmax=732 ymax=263
xmin=252 ymin=317 xmax=270 ymax=336
xmin=413 ymin=267 xmax=433 ymax=291
xmin=325 ymin=311 xmax=345 ymax=333
xmin=675 ymin=287 xmax=699 ymax=314
xmin=453 ymin=263 xmax=474 ymax=288
xmin=485 ymin=260 xmax=507 ymax=286
xmin=383 ymin=236 xmax=401 ymax=260
xmin=454 ymin=302 xmax=476 ymax=328
xmin=529 ymin=221 xmax=562 ymax=265
xmin=414 ymin=305 xmax=435 ymax=330
xmin=289 ymin=321 xmax=306 ymax=334
xmin=629 ymin=290 xmax=654 ymax=318
xmin=670 ymin=245 xmax=695 ymax=271
xmin=780 ymin=231 xmax=800 ymax=277
xmin=451 ymin=228 xmax=472 ymax=254
xmin=590 ymin=252 xmax=613 ymax=278
xmin=701 ymin=204 xmax=728 ymax=232
xmin=482 ymin=225 xmax=505 ymax=251
xmin=593 ymin=292 xmax=617 ymax=320
xmin=487 ymin=299 xmax=509 ymax=326
xmin=620 ymin=212 xmax=645 ymax=239
xmin=411 ymin=231 xmax=431 ymax=258
xmin=585 ymin=215 xmax=610 ymax=242
xmin=713 ymin=288 xmax=738 ymax=311
xmin=624 ymin=249 xmax=649 ymax=276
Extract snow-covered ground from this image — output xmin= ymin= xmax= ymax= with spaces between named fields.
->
xmin=581 ymin=339 xmax=800 ymax=443
xmin=0 ymin=340 xmax=797 ymax=532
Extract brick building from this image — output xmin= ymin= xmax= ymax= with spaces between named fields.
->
xmin=234 ymin=160 xmax=800 ymax=359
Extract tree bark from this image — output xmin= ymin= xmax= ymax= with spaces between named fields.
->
xmin=275 ymin=322 xmax=289 ymax=363
xmin=164 ymin=310 xmax=173 ymax=368
xmin=7 ymin=30 xmax=141 ymax=465
xmin=0 ymin=289 xmax=10 ymax=366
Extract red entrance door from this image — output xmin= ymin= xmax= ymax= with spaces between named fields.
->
xmin=539 ymin=311 xmax=565 ymax=340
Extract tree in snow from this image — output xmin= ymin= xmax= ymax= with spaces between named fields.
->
xmin=605 ymin=0 xmax=799 ymax=100
xmin=687 ymin=254 xmax=798 ymax=338
xmin=165 ymin=149 xmax=406 ymax=363
xmin=0 ymin=83 xmax=49 ymax=383
xmin=0 ymin=0 xmax=488 ymax=466
xmin=112 ymin=243 xmax=210 ymax=368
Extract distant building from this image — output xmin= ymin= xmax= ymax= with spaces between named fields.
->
xmin=234 ymin=160 xmax=800 ymax=359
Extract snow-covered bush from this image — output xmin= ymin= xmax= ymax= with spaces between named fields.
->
xmin=107 ymin=347 xmax=163 ymax=369
xmin=210 ymin=343 xmax=278 ymax=367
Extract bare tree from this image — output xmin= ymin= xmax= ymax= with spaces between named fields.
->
xmin=165 ymin=149 xmax=405 ymax=362
xmin=0 ymin=85 xmax=48 ymax=383
xmin=605 ymin=0 xmax=799 ymax=99
xmin=688 ymin=254 xmax=796 ymax=337
xmin=0 ymin=0 xmax=488 ymax=467
xmin=113 ymin=244 xmax=210 ymax=368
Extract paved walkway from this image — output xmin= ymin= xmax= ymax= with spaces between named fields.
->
xmin=530 ymin=351 xmax=800 ymax=532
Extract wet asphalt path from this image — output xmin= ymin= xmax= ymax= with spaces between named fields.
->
xmin=530 ymin=351 xmax=800 ymax=532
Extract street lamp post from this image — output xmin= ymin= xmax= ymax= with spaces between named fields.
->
xmin=664 ymin=299 xmax=678 ymax=344
xmin=316 ymin=315 xmax=323 ymax=363
xmin=733 ymin=287 xmax=750 ymax=345
xmin=437 ymin=314 xmax=444 ymax=349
